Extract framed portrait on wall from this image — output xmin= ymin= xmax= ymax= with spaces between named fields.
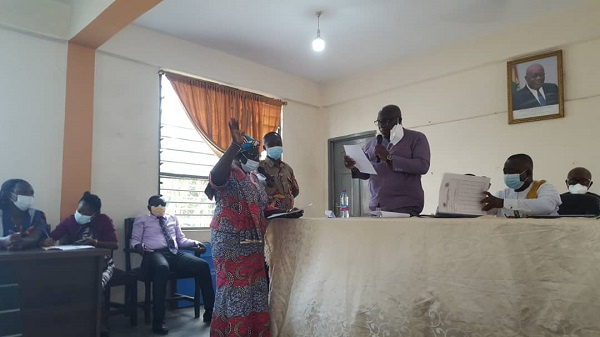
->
xmin=507 ymin=50 xmax=564 ymax=124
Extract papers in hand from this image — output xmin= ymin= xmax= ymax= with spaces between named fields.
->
xmin=267 ymin=208 xmax=304 ymax=219
xmin=42 ymin=245 xmax=95 ymax=251
xmin=368 ymin=210 xmax=410 ymax=218
xmin=343 ymin=144 xmax=377 ymax=175
xmin=437 ymin=173 xmax=490 ymax=216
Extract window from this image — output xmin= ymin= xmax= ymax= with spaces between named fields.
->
xmin=159 ymin=74 xmax=218 ymax=228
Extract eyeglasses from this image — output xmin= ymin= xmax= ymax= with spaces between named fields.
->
xmin=567 ymin=178 xmax=591 ymax=186
xmin=373 ymin=119 xmax=397 ymax=127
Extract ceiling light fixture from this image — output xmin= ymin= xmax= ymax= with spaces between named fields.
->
xmin=312 ymin=11 xmax=325 ymax=52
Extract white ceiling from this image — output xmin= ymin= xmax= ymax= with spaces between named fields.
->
xmin=62 ymin=0 xmax=585 ymax=82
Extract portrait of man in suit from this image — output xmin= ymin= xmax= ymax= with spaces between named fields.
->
xmin=512 ymin=63 xmax=559 ymax=110
xmin=508 ymin=50 xmax=563 ymax=124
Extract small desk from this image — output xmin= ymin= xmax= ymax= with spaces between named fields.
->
xmin=266 ymin=217 xmax=600 ymax=337
xmin=0 ymin=248 xmax=109 ymax=337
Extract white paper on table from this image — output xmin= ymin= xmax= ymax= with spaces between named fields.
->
xmin=343 ymin=144 xmax=377 ymax=175
xmin=437 ymin=173 xmax=491 ymax=216
xmin=368 ymin=211 xmax=411 ymax=218
xmin=42 ymin=245 xmax=95 ymax=251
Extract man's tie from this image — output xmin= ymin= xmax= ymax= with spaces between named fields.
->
xmin=537 ymin=89 xmax=546 ymax=106
xmin=158 ymin=217 xmax=177 ymax=254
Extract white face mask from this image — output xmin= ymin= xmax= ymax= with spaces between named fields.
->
xmin=568 ymin=183 xmax=589 ymax=195
xmin=12 ymin=194 xmax=34 ymax=211
xmin=241 ymin=158 xmax=260 ymax=173
xmin=74 ymin=210 xmax=93 ymax=225
xmin=389 ymin=123 xmax=404 ymax=145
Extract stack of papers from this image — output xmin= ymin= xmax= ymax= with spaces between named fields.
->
xmin=437 ymin=173 xmax=490 ymax=216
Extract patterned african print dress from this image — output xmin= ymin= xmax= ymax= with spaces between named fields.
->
xmin=209 ymin=166 xmax=270 ymax=337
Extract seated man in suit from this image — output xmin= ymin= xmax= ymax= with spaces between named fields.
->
xmin=131 ymin=195 xmax=214 ymax=335
xmin=558 ymin=167 xmax=600 ymax=215
xmin=513 ymin=63 xmax=559 ymax=110
xmin=481 ymin=153 xmax=561 ymax=217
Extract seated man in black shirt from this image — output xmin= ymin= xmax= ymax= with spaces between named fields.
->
xmin=558 ymin=167 xmax=600 ymax=215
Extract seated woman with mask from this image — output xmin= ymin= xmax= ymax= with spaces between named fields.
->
xmin=43 ymin=191 xmax=118 ymax=287
xmin=0 ymin=178 xmax=48 ymax=250
xmin=43 ymin=191 xmax=117 ymax=337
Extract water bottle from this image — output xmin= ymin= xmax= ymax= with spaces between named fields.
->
xmin=340 ymin=190 xmax=350 ymax=218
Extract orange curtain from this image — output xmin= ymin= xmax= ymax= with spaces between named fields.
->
xmin=165 ymin=72 xmax=283 ymax=155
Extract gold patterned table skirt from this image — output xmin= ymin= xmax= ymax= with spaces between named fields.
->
xmin=265 ymin=217 xmax=600 ymax=337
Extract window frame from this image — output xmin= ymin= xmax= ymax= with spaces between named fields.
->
xmin=158 ymin=72 xmax=216 ymax=230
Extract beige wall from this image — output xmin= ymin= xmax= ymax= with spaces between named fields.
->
xmin=0 ymin=27 xmax=67 ymax=225
xmin=323 ymin=1 xmax=600 ymax=214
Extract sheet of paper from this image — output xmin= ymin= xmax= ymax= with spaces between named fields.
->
xmin=437 ymin=173 xmax=491 ymax=216
xmin=343 ymin=144 xmax=377 ymax=175
xmin=42 ymin=245 xmax=95 ymax=251
xmin=368 ymin=211 xmax=410 ymax=218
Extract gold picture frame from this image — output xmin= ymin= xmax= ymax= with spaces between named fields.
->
xmin=507 ymin=50 xmax=564 ymax=124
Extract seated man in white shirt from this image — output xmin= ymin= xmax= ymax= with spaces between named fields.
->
xmin=481 ymin=153 xmax=561 ymax=217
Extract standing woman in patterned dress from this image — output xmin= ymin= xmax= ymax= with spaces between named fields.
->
xmin=208 ymin=118 xmax=274 ymax=336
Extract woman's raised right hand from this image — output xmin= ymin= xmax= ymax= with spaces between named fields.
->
xmin=229 ymin=118 xmax=245 ymax=145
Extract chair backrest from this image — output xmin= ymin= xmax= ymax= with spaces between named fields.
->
xmin=123 ymin=218 xmax=136 ymax=271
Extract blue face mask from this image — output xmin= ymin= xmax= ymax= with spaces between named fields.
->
xmin=504 ymin=171 xmax=526 ymax=190
xmin=267 ymin=146 xmax=283 ymax=160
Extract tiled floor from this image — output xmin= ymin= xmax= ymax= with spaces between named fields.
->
xmin=110 ymin=306 xmax=210 ymax=337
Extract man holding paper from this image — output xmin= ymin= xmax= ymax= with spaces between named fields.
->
xmin=344 ymin=105 xmax=430 ymax=215
xmin=481 ymin=153 xmax=561 ymax=217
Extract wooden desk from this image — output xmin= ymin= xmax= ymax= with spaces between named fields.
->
xmin=0 ymin=248 xmax=109 ymax=337
xmin=266 ymin=217 xmax=600 ymax=337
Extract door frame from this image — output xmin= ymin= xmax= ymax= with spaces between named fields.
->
xmin=328 ymin=130 xmax=376 ymax=211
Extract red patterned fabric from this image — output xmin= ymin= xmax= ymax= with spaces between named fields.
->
xmin=209 ymin=166 xmax=270 ymax=337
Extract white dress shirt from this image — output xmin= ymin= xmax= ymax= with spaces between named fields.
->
xmin=527 ymin=84 xmax=546 ymax=105
xmin=495 ymin=182 xmax=562 ymax=217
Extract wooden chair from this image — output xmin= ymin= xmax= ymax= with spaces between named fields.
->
xmin=104 ymin=266 xmax=137 ymax=326
xmin=123 ymin=218 xmax=203 ymax=324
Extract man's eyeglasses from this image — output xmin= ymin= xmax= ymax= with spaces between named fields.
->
xmin=373 ymin=119 xmax=397 ymax=127
xmin=567 ymin=178 xmax=591 ymax=186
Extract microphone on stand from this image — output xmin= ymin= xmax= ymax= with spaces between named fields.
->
xmin=376 ymin=134 xmax=383 ymax=163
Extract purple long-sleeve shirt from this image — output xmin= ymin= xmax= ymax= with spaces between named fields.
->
xmin=130 ymin=214 xmax=197 ymax=251
xmin=353 ymin=128 xmax=430 ymax=215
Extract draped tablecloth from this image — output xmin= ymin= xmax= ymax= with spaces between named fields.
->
xmin=265 ymin=217 xmax=600 ymax=337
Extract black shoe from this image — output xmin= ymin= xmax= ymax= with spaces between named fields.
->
xmin=203 ymin=310 xmax=213 ymax=323
xmin=152 ymin=322 xmax=169 ymax=335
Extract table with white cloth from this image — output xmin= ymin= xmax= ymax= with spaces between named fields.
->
xmin=265 ymin=217 xmax=600 ymax=337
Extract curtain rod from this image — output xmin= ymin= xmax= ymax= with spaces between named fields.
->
xmin=159 ymin=69 xmax=287 ymax=106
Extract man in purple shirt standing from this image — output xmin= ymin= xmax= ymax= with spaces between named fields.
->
xmin=345 ymin=105 xmax=431 ymax=215
xmin=131 ymin=195 xmax=214 ymax=335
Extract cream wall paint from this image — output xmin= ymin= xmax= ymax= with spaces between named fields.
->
xmin=0 ymin=27 xmax=67 ymax=226
xmin=99 ymin=25 xmax=321 ymax=107
xmin=281 ymin=103 xmax=327 ymax=216
xmin=324 ymin=1 xmax=600 ymax=215
xmin=0 ymin=0 xmax=70 ymax=40
xmin=69 ymin=0 xmax=114 ymax=39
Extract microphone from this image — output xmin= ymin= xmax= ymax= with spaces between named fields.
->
xmin=376 ymin=134 xmax=383 ymax=163
xmin=257 ymin=167 xmax=275 ymax=186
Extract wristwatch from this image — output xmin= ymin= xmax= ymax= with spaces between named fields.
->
xmin=386 ymin=154 xmax=393 ymax=164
